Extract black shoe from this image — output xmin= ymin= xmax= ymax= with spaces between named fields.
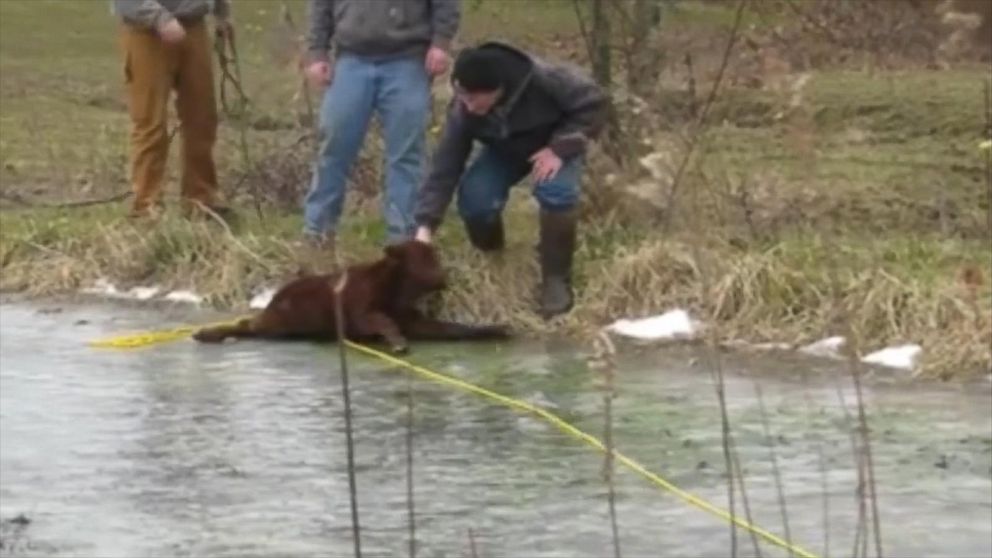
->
xmin=463 ymin=217 xmax=505 ymax=252
xmin=537 ymin=208 xmax=578 ymax=320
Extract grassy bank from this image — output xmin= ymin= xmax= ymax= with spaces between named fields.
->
xmin=0 ymin=1 xmax=990 ymax=380
xmin=2 ymin=200 xmax=989 ymax=380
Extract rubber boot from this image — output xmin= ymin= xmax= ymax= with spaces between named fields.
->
xmin=463 ymin=217 xmax=505 ymax=252
xmin=537 ymin=208 xmax=578 ymax=320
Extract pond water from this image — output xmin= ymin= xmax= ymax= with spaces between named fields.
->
xmin=1 ymin=301 xmax=990 ymax=557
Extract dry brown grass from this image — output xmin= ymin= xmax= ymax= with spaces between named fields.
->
xmin=4 ymin=204 xmax=987 ymax=380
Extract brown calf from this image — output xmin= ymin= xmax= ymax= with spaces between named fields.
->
xmin=192 ymin=240 xmax=511 ymax=353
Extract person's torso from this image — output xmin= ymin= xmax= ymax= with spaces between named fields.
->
xmin=138 ymin=0 xmax=213 ymax=20
xmin=330 ymin=0 xmax=435 ymax=59
xmin=465 ymin=69 xmax=568 ymax=162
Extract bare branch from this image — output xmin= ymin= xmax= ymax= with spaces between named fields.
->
xmin=406 ymin=373 xmax=417 ymax=558
xmin=333 ymin=271 xmax=363 ymax=558
xmin=662 ymin=0 xmax=749 ymax=231
xmin=755 ymin=383 xmax=795 ymax=557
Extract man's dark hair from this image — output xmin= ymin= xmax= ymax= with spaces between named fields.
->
xmin=452 ymin=47 xmax=504 ymax=93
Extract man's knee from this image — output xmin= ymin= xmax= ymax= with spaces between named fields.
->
xmin=181 ymin=113 xmax=217 ymax=148
xmin=316 ymin=61 xmax=371 ymax=156
xmin=455 ymin=150 xmax=523 ymax=222
xmin=534 ymin=158 xmax=582 ymax=210
xmin=386 ymin=84 xmax=430 ymax=125
xmin=315 ymin=109 xmax=360 ymax=161
xmin=316 ymin=104 xmax=347 ymax=144
xmin=534 ymin=181 xmax=580 ymax=211
xmin=131 ymin=121 xmax=169 ymax=154
xmin=382 ymin=103 xmax=430 ymax=163
xmin=456 ymin=172 xmax=506 ymax=222
xmin=456 ymin=189 xmax=503 ymax=223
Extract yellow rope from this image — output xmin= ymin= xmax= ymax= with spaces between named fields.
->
xmin=87 ymin=319 xmax=819 ymax=558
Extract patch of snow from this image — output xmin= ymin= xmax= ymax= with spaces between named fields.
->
xmin=81 ymin=280 xmax=162 ymax=302
xmin=164 ymin=290 xmax=203 ymax=305
xmin=249 ymin=287 xmax=276 ymax=310
xmin=127 ymin=286 xmax=160 ymax=301
xmin=798 ymin=336 xmax=846 ymax=359
xmin=861 ymin=344 xmax=922 ymax=371
xmin=515 ymin=416 xmax=549 ymax=433
xmin=751 ymin=342 xmax=793 ymax=351
xmin=605 ymin=309 xmax=699 ymax=342
xmin=720 ymin=339 xmax=791 ymax=352
xmin=522 ymin=391 xmax=558 ymax=410
xmin=81 ymin=278 xmax=124 ymax=298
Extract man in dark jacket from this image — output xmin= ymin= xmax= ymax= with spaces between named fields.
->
xmin=413 ymin=41 xmax=607 ymax=319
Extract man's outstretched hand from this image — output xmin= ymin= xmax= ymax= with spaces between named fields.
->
xmin=415 ymin=226 xmax=433 ymax=243
xmin=529 ymin=147 xmax=563 ymax=184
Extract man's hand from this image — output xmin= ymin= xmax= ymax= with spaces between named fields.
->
xmin=425 ymin=46 xmax=451 ymax=77
xmin=415 ymin=226 xmax=433 ymax=244
xmin=529 ymin=147 xmax=563 ymax=184
xmin=157 ymin=18 xmax=186 ymax=44
xmin=306 ymin=60 xmax=333 ymax=88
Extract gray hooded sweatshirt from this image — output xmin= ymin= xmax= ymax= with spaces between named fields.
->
xmin=307 ymin=0 xmax=461 ymax=63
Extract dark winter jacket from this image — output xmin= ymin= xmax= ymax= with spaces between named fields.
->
xmin=414 ymin=42 xmax=608 ymax=230
xmin=307 ymin=0 xmax=461 ymax=63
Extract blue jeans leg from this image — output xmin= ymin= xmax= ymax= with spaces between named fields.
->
xmin=376 ymin=56 xmax=431 ymax=244
xmin=532 ymin=155 xmax=583 ymax=212
xmin=456 ymin=148 xmax=529 ymax=224
xmin=303 ymin=55 xmax=375 ymax=237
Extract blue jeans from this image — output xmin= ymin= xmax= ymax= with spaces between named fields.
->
xmin=303 ymin=53 xmax=430 ymax=243
xmin=456 ymin=147 xmax=583 ymax=224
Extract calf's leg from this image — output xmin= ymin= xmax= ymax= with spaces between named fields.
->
xmin=350 ymin=311 xmax=409 ymax=354
xmin=402 ymin=314 xmax=511 ymax=341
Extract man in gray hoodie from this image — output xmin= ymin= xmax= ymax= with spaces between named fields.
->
xmin=302 ymin=0 xmax=461 ymax=251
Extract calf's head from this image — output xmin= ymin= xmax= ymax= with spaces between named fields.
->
xmin=384 ymin=240 xmax=447 ymax=294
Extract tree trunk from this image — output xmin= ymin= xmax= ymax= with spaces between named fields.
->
xmin=591 ymin=0 xmax=612 ymax=87
xmin=629 ymin=0 xmax=664 ymax=97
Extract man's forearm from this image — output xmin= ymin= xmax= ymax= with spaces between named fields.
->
xmin=429 ymin=0 xmax=461 ymax=50
xmin=414 ymin=128 xmax=473 ymax=228
xmin=307 ymin=0 xmax=335 ymax=63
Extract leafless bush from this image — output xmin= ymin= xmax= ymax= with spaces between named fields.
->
xmin=228 ymin=133 xmax=383 ymax=212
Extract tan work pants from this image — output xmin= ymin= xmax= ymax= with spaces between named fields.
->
xmin=120 ymin=19 xmax=220 ymax=216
